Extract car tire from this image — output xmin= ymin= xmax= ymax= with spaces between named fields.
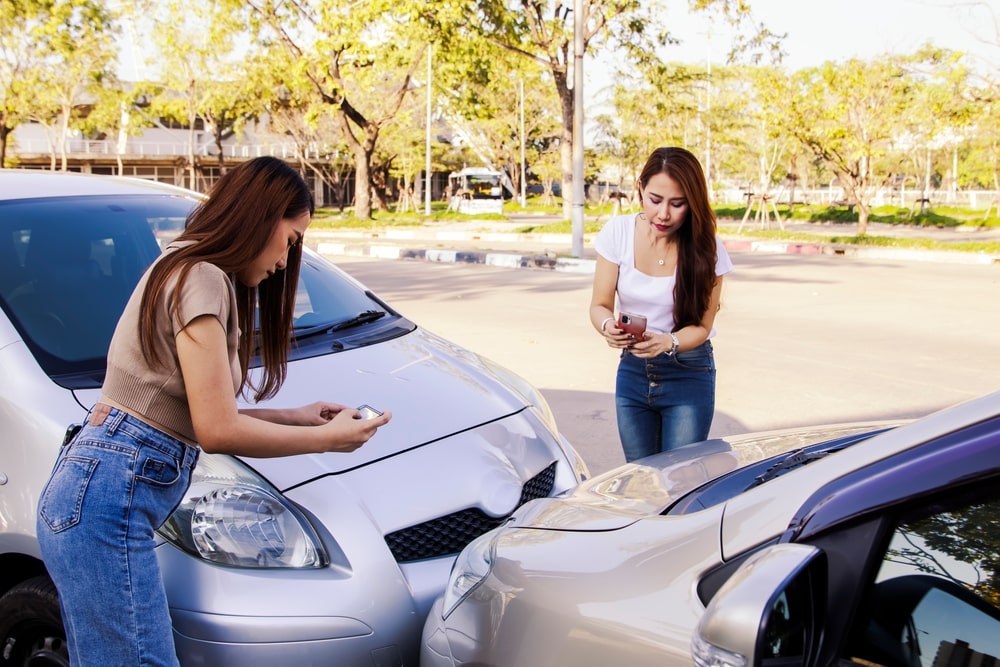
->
xmin=0 ymin=575 xmax=69 ymax=667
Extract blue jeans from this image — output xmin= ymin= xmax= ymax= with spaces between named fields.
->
xmin=36 ymin=405 xmax=199 ymax=667
xmin=615 ymin=342 xmax=717 ymax=462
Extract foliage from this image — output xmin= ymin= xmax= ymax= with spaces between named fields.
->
xmin=887 ymin=502 xmax=1000 ymax=606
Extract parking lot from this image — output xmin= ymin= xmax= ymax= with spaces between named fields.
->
xmin=332 ymin=250 xmax=1000 ymax=474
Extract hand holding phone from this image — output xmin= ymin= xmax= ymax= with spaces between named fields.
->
xmin=617 ymin=312 xmax=647 ymax=340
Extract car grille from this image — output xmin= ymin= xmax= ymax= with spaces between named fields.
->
xmin=385 ymin=461 xmax=557 ymax=563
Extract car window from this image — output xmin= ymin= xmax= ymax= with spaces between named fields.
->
xmin=0 ymin=195 xmax=190 ymax=376
xmin=0 ymin=193 xmax=413 ymax=389
xmin=844 ymin=492 xmax=1000 ymax=666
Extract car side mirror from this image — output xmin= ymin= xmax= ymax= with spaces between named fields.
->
xmin=692 ymin=543 xmax=826 ymax=667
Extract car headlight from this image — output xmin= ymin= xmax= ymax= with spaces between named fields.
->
xmin=158 ymin=452 xmax=328 ymax=569
xmin=441 ymin=526 xmax=500 ymax=619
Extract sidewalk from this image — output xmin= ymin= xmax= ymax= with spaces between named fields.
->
xmin=310 ymin=217 xmax=1000 ymax=272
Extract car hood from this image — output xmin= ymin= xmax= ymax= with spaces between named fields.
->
xmin=76 ymin=327 xmax=542 ymax=487
xmin=249 ymin=327 xmax=547 ymax=487
xmin=508 ymin=424 xmax=893 ymax=532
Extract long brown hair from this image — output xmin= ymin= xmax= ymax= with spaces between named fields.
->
xmin=637 ymin=147 xmax=718 ymax=331
xmin=139 ymin=156 xmax=314 ymax=401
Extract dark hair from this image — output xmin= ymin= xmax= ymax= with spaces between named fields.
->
xmin=637 ymin=147 xmax=718 ymax=331
xmin=139 ymin=156 xmax=314 ymax=401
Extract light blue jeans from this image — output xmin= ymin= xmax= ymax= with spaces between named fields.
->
xmin=36 ymin=405 xmax=199 ymax=666
xmin=615 ymin=342 xmax=717 ymax=462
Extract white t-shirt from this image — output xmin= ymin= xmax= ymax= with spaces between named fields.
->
xmin=594 ymin=213 xmax=733 ymax=336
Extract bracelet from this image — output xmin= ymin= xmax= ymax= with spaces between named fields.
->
xmin=600 ymin=316 xmax=615 ymax=333
xmin=666 ymin=332 xmax=679 ymax=356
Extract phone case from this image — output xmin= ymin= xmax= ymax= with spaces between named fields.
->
xmin=617 ymin=312 xmax=647 ymax=338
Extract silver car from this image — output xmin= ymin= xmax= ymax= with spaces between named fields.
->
xmin=0 ymin=168 xmax=588 ymax=666
xmin=422 ymin=391 xmax=1000 ymax=667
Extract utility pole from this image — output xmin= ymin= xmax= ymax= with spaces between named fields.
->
xmin=571 ymin=0 xmax=585 ymax=257
xmin=424 ymin=44 xmax=433 ymax=216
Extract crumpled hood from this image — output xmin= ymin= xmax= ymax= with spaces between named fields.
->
xmin=237 ymin=327 xmax=536 ymax=488
xmin=507 ymin=423 xmax=894 ymax=532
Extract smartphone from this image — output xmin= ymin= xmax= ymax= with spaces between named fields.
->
xmin=357 ymin=404 xmax=383 ymax=420
xmin=617 ymin=312 xmax=647 ymax=339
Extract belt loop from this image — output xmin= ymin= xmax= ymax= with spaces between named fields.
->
xmin=104 ymin=408 xmax=127 ymax=436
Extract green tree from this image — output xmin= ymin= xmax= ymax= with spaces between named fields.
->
xmin=140 ymin=0 xmax=262 ymax=189
xmin=0 ymin=0 xmax=50 ymax=166
xmin=786 ymin=57 xmax=913 ymax=234
xmin=15 ymin=0 xmax=119 ymax=171
xmin=244 ymin=0 xmax=459 ymax=219
xmin=465 ymin=0 xmax=779 ymax=221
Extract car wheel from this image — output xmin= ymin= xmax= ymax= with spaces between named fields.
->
xmin=0 ymin=576 xmax=69 ymax=667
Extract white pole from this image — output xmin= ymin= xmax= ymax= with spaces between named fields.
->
xmin=571 ymin=0 xmax=585 ymax=257
xmin=424 ymin=44 xmax=433 ymax=216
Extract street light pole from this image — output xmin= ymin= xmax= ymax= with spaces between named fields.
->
xmin=571 ymin=0 xmax=585 ymax=257
xmin=520 ymin=78 xmax=527 ymax=208
xmin=425 ymin=44 xmax=433 ymax=217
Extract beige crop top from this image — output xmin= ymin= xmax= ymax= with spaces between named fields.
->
xmin=102 ymin=246 xmax=242 ymax=444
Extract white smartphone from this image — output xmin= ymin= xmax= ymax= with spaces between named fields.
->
xmin=357 ymin=404 xmax=383 ymax=420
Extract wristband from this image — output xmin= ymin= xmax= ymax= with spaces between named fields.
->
xmin=600 ymin=316 xmax=615 ymax=333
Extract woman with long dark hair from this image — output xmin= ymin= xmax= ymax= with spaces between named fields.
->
xmin=590 ymin=147 xmax=732 ymax=462
xmin=37 ymin=156 xmax=390 ymax=665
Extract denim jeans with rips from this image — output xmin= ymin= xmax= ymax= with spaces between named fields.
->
xmin=36 ymin=405 xmax=199 ymax=667
xmin=615 ymin=341 xmax=717 ymax=463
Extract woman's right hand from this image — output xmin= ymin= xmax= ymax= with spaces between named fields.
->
xmin=602 ymin=324 xmax=636 ymax=350
xmin=319 ymin=408 xmax=392 ymax=453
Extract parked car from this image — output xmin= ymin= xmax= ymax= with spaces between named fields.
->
xmin=0 ymin=168 xmax=588 ymax=666
xmin=422 ymin=391 xmax=1000 ymax=667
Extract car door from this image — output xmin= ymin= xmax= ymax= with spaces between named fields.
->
xmin=692 ymin=416 xmax=1000 ymax=667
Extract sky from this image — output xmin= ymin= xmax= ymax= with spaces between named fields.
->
xmin=660 ymin=0 xmax=999 ymax=71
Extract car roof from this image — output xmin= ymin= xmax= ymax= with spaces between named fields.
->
xmin=0 ymin=168 xmax=199 ymax=201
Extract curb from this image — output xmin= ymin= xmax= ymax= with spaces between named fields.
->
xmin=314 ymin=236 xmax=1000 ymax=272
xmin=316 ymin=242 xmax=598 ymax=273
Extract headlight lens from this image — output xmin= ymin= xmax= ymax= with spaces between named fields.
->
xmin=158 ymin=453 xmax=328 ymax=568
xmin=441 ymin=526 xmax=500 ymax=619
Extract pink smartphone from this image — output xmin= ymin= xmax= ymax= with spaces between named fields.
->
xmin=617 ymin=312 xmax=647 ymax=339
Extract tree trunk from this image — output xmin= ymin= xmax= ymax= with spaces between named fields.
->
xmin=0 ymin=124 xmax=9 ymax=167
xmin=353 ymin=150 xmax=372 ymax=219
xmin=554 ymin=68 xmax=574 ymax=221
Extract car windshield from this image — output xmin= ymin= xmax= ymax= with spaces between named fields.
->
xmin=0 ymin=193 xmax=411 ymax=389
xmin=665 ymin=426 xmax=895 ymax=515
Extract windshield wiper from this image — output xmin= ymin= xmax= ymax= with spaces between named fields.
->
xmin=291 ymin=310 xmax=386 ymax=342
xmin=748 ymin=449 xmax=830 ymax=488
xmin=328 ymin=309 xmax=386 ymax=331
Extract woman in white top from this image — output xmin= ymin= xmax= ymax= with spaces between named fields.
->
xmin=590 ymin=147 xmax=733 ymax=462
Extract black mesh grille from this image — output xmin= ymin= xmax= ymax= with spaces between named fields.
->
xmin=385 ymin=461 xmax=558 ymax=563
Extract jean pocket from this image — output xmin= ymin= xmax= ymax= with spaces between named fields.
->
xmin=673 ymin=347 xmax=715 ymax=372
xmin=136 ymin=449 xmax=183 ymax=486
xmin=39 ymin=456 xmax=99 ymax=533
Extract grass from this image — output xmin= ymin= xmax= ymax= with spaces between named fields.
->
xmin=310 ymin=197 xmax=1000 ymax=255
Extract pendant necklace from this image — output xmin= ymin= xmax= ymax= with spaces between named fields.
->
xmin=641 ymin=213 xmax=667 ymax=266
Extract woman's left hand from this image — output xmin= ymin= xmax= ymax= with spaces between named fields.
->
xmin=627 ymin=333 xmax=670 ymax=359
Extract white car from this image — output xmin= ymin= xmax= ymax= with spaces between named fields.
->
xmin=0 ymin=168 xmax=588 ymax=666
xmin=422 ymin=391 xmax=1000 ymax=667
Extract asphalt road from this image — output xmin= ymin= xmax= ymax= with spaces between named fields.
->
xmin=328 ymin=251 xmax=1000 ymax=476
